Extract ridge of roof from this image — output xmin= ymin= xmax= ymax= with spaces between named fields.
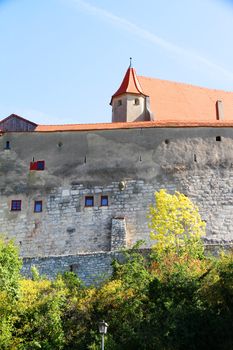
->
xmin=110 ymin=67 xmax=146 ymax=104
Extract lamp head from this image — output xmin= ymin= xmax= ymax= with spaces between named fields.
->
xmin=99 ymin=320 xmax=108 ymax=334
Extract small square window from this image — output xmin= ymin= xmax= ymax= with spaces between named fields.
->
xmin=216 ymin=136 xmax=221 ymax=142
xmin=85 ymin=196 xmax=94 ymax=207
xmin=101 ymin=196 xmax=108 ymax=206
xmin=34 ymin=201 xmax=42 ymax=213
xmin=11 ymin=200 xmax=21 ymax=211
xmin=37 ymin=161 xmax=45 ymax=170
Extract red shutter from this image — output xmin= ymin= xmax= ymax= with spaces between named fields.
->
xmin=30 ymin=161 xmax=38 ymax=170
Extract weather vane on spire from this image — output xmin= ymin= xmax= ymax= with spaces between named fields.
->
xmin=129 ymin=57 xmax=132 ymax=68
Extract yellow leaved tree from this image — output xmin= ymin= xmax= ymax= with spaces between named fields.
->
xmin=149 ymin=189 xmax=206 ymax=258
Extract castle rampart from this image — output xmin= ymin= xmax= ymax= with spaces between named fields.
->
xmin=1 ymin=126 xmax=233 ymax=283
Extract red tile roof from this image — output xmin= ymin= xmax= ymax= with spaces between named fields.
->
xmin=4 ymin=71 xmax=233 ymax=132
xmin=35 ymin=120 xmax=233 ymax=132
xmin=36 ymin=75 xmax=233 ymax=132
xmin=138 ymin=76 xmax=233 ymax=123
xmin=110 ymin=67 xmax=146 ymax=104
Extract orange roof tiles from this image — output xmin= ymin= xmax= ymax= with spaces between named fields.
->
xmin=36 ymin=75 xmax=233 ymax=132
xmin=110 ymin=67 xmax=146 ymax=104
xmin=3 ymin=72 xmax=233 ymax=132
xmin=35 ymin=120 xmax=233 ymax=132
xmin=138 ymin=76 xmax=233 ymax=123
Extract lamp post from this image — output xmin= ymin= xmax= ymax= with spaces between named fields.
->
xmin=98 ymin=320 xmax=108 ymax=350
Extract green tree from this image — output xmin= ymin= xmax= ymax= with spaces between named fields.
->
xmin=149 ymin=189 xmax=206 ymax=258
xmin=145 ymin=190 xmax=233 ymax=350
xmin=0 ymin=237 xmax=22 ymax=297
xmin=14 ymin=277 xmax=66 ymax=350
xmin=0 ymin=237 xmax=22 ymax=349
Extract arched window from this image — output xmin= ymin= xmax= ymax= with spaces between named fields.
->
xmin=117 ymin=99 xmax=122 ymax=106
xmin=134 ymin=98 xmax=140 ymax=105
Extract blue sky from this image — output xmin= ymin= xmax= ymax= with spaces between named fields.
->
xmin=0 ymin=0 xmax=233 ymax=124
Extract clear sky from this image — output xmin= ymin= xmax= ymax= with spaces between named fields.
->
xmin=0 ymin=0 xmax=233 ymax=124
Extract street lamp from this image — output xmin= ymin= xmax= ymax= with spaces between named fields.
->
xmin=98 ymin=320 xmax=108 ymax=350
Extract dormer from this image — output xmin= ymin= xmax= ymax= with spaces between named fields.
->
xmin=110 ymin=64 xmax=153 ymax=122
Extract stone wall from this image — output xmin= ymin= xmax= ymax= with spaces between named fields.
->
xmin=21 ymin=251 xmax=123 ymax=286
xmin=1 ymin=126 xmax=233 ymax=265
xmin=0 ymin=179 xmax=156 ymax=257
xmin=111 ymin=217 xmax=127 ymax=250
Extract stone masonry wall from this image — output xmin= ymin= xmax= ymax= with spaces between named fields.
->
xmin=0 ymin=180 xmax=157 ymax=257
xmin=111 ymin=217 xmax=127 ymax=250
xmin=1 ymin=127 xmax=233 ymax=285
xmin=21 ymin=252 xmax=123 ymax=286
xmin=1 ymin=170 xmax=233 ymax=257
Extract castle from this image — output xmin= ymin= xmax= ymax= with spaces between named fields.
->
xmin=1 ymin=65 xmax=233 ymax=284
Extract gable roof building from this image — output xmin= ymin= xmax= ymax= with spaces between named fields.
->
xmin=0 ymin=114 xmax=37 ymax=132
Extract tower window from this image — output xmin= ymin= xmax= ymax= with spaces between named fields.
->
xmin=134 ymin=98 xmax=140 ymax=105
xmin=117 ymin=100 xmax=122 ymax=106
xmin=34 ymin=201 xmax=42 ymax=213
xmin=101 ymin=196 xmax=108 ymax=206
xmin=85 ymin=196 xmax=94 ymax=207
xmin=216 ymin=136 xmax=221 ymax=142
xmin=11 ymin=200 xmax=21 ymax=211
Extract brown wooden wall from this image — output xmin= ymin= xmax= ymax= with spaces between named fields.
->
xmin=0 ymin=115 xmax=37 ymax=132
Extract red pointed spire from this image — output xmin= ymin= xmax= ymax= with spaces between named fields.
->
xmin=110 ymin=66 xmax=146 ymax=105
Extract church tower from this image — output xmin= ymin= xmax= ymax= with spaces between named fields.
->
xmin=110 ymin=62 xmax=153 ymax=122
